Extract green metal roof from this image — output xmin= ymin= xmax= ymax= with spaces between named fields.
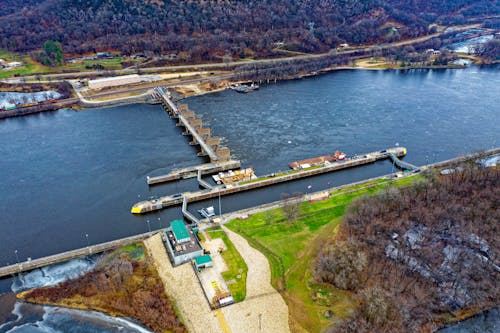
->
xmin=171 ymin=220 xmax=190 ymax=241
xmin=194 ymin=255 xmax=212 ymax=266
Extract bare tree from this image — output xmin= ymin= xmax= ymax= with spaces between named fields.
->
xmin=281 ymin=192 xmax=303 ymax=222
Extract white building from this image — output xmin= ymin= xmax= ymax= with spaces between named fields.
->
xmin=7 ymin=61 xmax=23 ymax=67
xmin=88 ymin=74 xmax=142 ymax=90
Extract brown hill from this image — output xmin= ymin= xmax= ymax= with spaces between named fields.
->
xmin=0 ymin=0 xmax=498 ymax=61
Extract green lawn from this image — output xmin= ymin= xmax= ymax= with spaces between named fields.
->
xmin=117 ymin=243 xmax=145 ymax=261
xmin=226 ymin=174 xmax=422 ymax=332
xmin=97 ymin=243 xmax=145 ymax=269
xmin=206 ymin=227 xmax=248 ymax=302
xmin=0 ymin=50 xmax=126 ymax=79
xmin=0 ymin=50 xmax=52 ymax=79
xmin=58 ymin=57 xmax=124 ymax=71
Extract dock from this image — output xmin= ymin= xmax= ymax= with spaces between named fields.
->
xmin=0 ymin=230 xmax=160 ymax=278
xmin=131 ymin=147 xmax=408 ymax=214
xmin=154 ymin=87 xmax=233 ymax=163
xmin=147 ymin=160 xmax=241 ymax=185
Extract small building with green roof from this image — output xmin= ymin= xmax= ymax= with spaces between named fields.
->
xmin=162 ymin=219 xmax=204 ymax=266
xmin=194 ymin=254 xmax=213 ymax=269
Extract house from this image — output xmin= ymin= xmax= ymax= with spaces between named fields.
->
xmin=96 ymin=52 xmax=115 ymax=59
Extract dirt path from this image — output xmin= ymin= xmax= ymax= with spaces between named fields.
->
xmin=221 ymin=226 xmax=290 ymax=333
xmin=143 ymin=234 xmax=222 ymax=333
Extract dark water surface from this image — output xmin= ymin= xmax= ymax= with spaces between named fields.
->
xmin=0 ymin=67 xmax=499 ymax=321
xmin=0 ymin=66 xmax=498 ymax=269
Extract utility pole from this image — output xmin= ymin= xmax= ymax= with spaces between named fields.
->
xmin=218 ymin=187 xmax=222 ymax=224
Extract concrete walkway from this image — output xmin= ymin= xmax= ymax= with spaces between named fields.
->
xmin=221 ymin=226 xmax=290 ymax=333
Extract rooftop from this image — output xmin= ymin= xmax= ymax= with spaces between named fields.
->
xmin=171 ymin=219 xmax=190 ymax=242
xmin=88 ymin=74 xmax=140 ymax=84
xmin=195 ymin=254 xmax=212 ymax=266
xmin=164 ymin=229 xmax=202 ymax=257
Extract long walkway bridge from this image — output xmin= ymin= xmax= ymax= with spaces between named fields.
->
xmin=388 ymin=152 xmax=420 ymax=171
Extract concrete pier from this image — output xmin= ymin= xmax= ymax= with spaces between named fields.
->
xmin=147 ymin=160 xmax=241 ymax=185
xmin=132 ymin=147 xmax=408 ymax=214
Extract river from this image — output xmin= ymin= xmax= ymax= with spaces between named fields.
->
xmin=0 ymin=65 xmax=499 ymax=330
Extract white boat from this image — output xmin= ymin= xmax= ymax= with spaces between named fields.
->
xmin=198 ymin=206 xmax=216 ymax=218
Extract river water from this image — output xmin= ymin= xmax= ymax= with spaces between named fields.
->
xmin=0 ymin=65 xmax=499 ymax=330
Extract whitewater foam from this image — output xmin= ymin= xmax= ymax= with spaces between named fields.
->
xmin=0 ymin=302 xmax=23 ymax=331
xmin=1 ymin=304 xmax=153 ymax=333
xmin=11 ymin=257 xmax=96 ymax=293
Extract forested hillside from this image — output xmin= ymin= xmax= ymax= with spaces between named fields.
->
xmin=316 ymin=165 xmax=499 ymax=332
xmin=0 ymin=0 xmax=498 ymax=61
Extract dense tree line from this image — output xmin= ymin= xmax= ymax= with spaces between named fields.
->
xmin=0 ymin=0 xmax=497 ymax=61
xmin=315 ymin=165 xmax=499 ymax=332
xmin=477 ymin=39 xmax=500 ymax=62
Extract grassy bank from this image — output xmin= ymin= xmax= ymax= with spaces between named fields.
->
xmin=226 ymin=174 xmax=421 ymax=332
xmin=206 ymin=227 xmax=248 ymax=302
xmin=0 ymin=50 xmax=52 ymax=79
xmin=58 ymin=57 xmax=124 ymax=71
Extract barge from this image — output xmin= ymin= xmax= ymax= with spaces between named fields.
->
xmin=289 ymin=150 xmax=346 ymax=170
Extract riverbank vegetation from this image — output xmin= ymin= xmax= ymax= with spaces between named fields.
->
xmin=226 ymin=175 xmax=419 ymax=332
xmin=205 ymin=226 xmax=248 ymax=302
xmin=477 ymin=39 xmax=500 ymax=63
xmin=18 ymin=243 xmax=186 ymax=333
xmin=317 ymin=165 xmax=499 ymax=332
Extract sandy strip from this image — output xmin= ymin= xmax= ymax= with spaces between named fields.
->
xmin=143 ymin=234 xmax=222 ymax=333
xmin=221 ymin=226 xmax=291 ymax=333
